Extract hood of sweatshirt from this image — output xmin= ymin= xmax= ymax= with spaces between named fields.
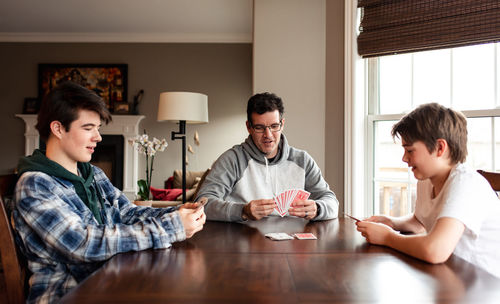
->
xmin=17 ymin=149 xmax=103 ymax=224
xmin=241 ymin=134 xmax=290 ymax=165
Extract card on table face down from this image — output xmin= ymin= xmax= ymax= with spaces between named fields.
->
xmin=265 ymin=232 xmax=294 ymax=241
xmin=293 ymin=233 xmax=317 ymax=240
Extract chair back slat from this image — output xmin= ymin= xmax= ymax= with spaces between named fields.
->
xmin=0 ymin=174 xmax=26 ymax=304
xmin=477 ymin=170 xmax=500 ymax=192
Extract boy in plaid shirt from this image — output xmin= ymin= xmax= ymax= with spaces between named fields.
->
xmin=13 ymin=81 xmax=206 ymax=303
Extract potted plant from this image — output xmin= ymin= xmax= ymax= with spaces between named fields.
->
xmin=129 ymin=133 xmax=168 ymax=201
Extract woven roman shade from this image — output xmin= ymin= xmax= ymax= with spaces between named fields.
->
xmin=357 ymin=0 xmax=500 ymax=58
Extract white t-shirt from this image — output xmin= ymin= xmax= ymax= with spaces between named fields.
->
xmin=415 ymin=163 xmax=500 ymax=277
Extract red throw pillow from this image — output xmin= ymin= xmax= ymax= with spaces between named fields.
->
xmin=164 ymin=176 xmax=174 ymax=189
xmin=150 ymin=186 xmax=183 ymax=201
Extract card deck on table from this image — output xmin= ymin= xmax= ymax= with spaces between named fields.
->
xmin=293 ymin=233 xmax=317 ymax=240
xmin=273 ymin=189 xmax=311 ymax=217
xmin=264 ymin=232 xmax=294 ymax=241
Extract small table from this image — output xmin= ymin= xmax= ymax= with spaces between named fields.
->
xmin=60 ymin=217 xmax=500 ymax=303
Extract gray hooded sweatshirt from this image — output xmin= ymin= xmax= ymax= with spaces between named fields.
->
xmin=196 ymin=134 xmax=339 ymax=222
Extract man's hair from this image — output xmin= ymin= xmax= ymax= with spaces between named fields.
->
xmin=36 ymin=81 xmax=112 ymax=142
xmin=391 ymin=102 xmax=467 ymax=164
xmin=246 ymin=92 xmax=284 ymax=124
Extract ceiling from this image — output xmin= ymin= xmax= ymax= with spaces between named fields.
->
xmin=0 ymin=0 xmax=253 ymax=43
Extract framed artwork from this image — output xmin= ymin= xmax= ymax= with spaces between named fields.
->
xmin=22 ymin=97 xmax=40 ymax=114
xmin=38 ymin=63 xmax=128 ymax=113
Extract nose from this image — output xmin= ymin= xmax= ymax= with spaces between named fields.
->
xmin=402 ymin=151 xmax=409 ymax=163
xmin=263 ymin=126 xmax=273 ymax=137
xmin=94 ymin=130 xmax=102 ymax=142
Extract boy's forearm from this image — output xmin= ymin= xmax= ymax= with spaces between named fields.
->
xmin=384 ymin=229 xmax=452 ymax=264
xmin=392 ymin=214 xmax=425 ymax=234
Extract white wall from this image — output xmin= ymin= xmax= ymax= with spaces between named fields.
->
xmin=253 ymin=0 xmax=326 ymax=170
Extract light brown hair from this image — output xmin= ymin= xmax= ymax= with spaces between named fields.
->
xmin=391 ymin=103 xmax=467 ymax=164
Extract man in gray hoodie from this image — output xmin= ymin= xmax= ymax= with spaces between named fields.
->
xmin=196 ymin=92 xmax=339 ymax=222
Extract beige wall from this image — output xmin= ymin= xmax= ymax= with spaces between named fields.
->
xmin=0 ymin=43 xmax=252 ymax=188
xmin=253 ymin=0 xmax=344 ymax=208
xmin=253 ymin=0 xmax=326 ymax=170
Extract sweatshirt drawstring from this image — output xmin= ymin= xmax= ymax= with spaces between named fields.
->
xmin=264 ymin=156 xmax=278 ymax=197
xmin=265 ymin=157 xmax=269 ymax=183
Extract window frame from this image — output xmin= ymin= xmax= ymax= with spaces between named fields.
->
xmin=345 ymin=0 xmax=500 ymax=218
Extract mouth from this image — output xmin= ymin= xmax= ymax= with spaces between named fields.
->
xmin=87 ymin=146 xmax=96 ymax=153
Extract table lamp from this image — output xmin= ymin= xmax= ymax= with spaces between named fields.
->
xmin=157 ymin=92 xmax=209 ymax=203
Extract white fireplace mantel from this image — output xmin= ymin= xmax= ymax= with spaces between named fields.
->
xmin=16 ymin=114 xmax=145 ymax=200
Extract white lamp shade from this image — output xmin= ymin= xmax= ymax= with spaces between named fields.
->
xmin=157 ymin=92 xmax=209 ymax=123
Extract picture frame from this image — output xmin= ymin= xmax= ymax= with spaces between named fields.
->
xmin=22 ymin=97 xmax=40 ymax=114
xmin=38 ymin=63 xmax=128 ymax=113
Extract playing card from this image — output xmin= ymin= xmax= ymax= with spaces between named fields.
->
xmin=265 ymin=232 xmax=294 ymax=241
xmin=345 ymin=214 xmax=361 ymax=222
xmin=293 ymin=190 xmax=311 ymax=203
xmin=273 ymin=189 xmax=311 ymax=217
xmin=293 ymin=233 xmax=317 ymax=240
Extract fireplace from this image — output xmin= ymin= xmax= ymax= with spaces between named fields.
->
xmin=91 ymin=135 xmax=124 ymax=190
xmin=16 ymin=114 xmax=145 ymax=200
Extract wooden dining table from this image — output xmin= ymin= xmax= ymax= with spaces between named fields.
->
xmin=60 ymin=216 xmax=500 ymax=303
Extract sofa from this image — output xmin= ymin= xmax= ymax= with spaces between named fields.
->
xmin=148 ymin=169 xmax=210 ymax=204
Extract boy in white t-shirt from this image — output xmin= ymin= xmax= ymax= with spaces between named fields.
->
xmin=356 ymin=103 xmax=500 ymax=277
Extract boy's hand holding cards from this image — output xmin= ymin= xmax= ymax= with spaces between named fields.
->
xmin=274 ymin=189 xmax=310 ymax=217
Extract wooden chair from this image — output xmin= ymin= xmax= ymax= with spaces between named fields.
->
xmin=477 ymin=169 xmax=500 ymax=192
xmin=0 ymin=174 xmax=27 ymax=304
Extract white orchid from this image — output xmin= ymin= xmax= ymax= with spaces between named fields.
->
xmin=129 ymin=132 xmax=168 ymax=200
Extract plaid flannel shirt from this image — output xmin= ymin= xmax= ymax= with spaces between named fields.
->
xmin=13 ymin=166 xmax=186 ymax=304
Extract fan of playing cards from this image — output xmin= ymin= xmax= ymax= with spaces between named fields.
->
xmin=274 ymin=189 xmax=310 ymax=217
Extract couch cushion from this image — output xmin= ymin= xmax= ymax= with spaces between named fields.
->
xmin=173 ymin=170 xmax=206 ymax=189
xmin=150 ymin=187 xmax=183 ymax=201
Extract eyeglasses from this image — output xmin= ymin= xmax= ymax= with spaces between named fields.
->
xmin=251 ymin=122 xmax=282 ymax=133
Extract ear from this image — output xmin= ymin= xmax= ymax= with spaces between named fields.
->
xmin=49 ymin=121 xmax=64 ymax=139
xmin=246 ymin=120 xmax=252 ymax=134
xmin=435 ymin=138 xmax=448 ymax=157
xmin=281 ymin=117 xmax=285 ymax=129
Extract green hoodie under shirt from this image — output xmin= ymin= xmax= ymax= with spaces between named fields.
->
xmin=17 ymin=149 xmax=104 ymax=224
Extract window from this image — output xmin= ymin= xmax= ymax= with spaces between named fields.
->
xmin=365 ymin=43 xmax=500 ymax=217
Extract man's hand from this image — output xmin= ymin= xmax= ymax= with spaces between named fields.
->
xmin=289 ymin=199 xmax=317 ymax=220
xmin=242 ymin=199 xmax=276 ymax=220
xmin=178 ymin=204 xmax=206 ymax=238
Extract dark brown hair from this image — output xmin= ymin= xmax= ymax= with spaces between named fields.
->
xmin=36 ymin=81 xmax=112 ymax=142
xmin=391 ymin=103 xmax=468 ymax=164
xmin=247 ymin=92 xmax=284 ymax=125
